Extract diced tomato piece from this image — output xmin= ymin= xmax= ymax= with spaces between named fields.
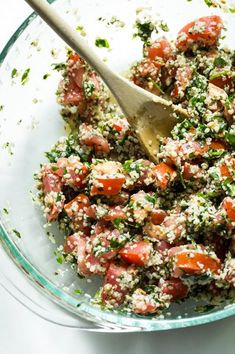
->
xmin=107 ymin=191 xmax=130 ymax=205
xmin=132 ymin=291 xmax=158 ymax=314
xmin=102 ymin=206 xmax=126 ymax=222
xmin=222 ymin=197 xmax=235 ymax=221
xmin=101 ymin=262 xmax=137 ymax=306
xmin=85 ymin=205 xmax=97 ymax=219
xmin=64 ymin=194 xmax=90 ymax=217
xmin=64 ymin=234 xmax=79 ymax=253
xmin=42 ymin=166 xmax=63 ymax=194
xmin=55 ymin=157 xmax=89 ymax=189
xmin=76 ymin=237 xmax=109 ymax=276
xmin=209 ymin=141 xmax=227 ymax=150
xmin=83 ymin=135 xmax=110 ymax=154
xmin=42 ymin=166 xmax=64 ymax=222
xmin=68 ymin=52 xmax=80 ymax=63
xmin=219 ymin=165 xmax=233 ymax=179
xmin=160 ymin=278 xmax=189 ymax=300
xmin=119 ymin=240 xmax=152 ymax=266
xmin=182 ymin=163 xmax=201 ymax=180
xmin=112 ymin=117 xmax=129 ymax=138
xmin=151 ymin=209 xmax=167 ymax=225
xmin=90 ymin=177 xmax=125 ymax=196
xmin=171 ymin=66 xmax=193 ymax=100
xmin=91 ymin=227 xmax=120 ymax=260
xmin=133 ymin=302 xmax=157 ymax=314
xmin=210 ymin=74 xmax=233 ymax=91
xmin=152 ymin=162 xmax=176 ymax=189
xmin=181 ymin=140 xmax=208 ymax=159
xmin=146 ymin=37 xmax=173 ymax=62
xmin=176 ymin=16 xmax=223 ymax=51
xmin=155 ymin=240 xmax=172 ymax=253
xmin=62 ymin=79 xmax=86 ymax=106
xmin=169 ymin=246 xmax=221 ymax=275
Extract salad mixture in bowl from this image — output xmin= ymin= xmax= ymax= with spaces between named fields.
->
xmin=35 ymin=13 xmax=235 ymax=316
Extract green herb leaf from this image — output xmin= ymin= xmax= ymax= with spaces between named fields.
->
xmin=213 ymin=56 xmax=228 ymax=68
xmin=3 ymin=208 xmax=9 ymax=214
xmin=95 ymin=37 xmax=110 ymax=48
xmin=43 ymin=73 xmax=50 ymax=80
xmin=225 ymin=132 xmax=235 ymax=147
xmin=51 ymin=63 xmax=66 ymax=71
xmin=12 ymin=229 xmax=21 ymax=238
xmin=21 ymin=68 xmax=30 ymax=85
xmin=112 ymin=217 xmax=124 ymax=228
xmin=11 ymin=68 xmax=18 ymax=78
xmin=159 ymin=21 xmax=169 ymax=32
xmin=204 ymin=0 xmax=213 ymax=7
xmin=144 ymin=194 xmax=156 ymax=204
xmin=74 ymin=289 xmax=83 ymax=294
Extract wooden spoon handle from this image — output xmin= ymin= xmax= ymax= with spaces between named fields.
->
xmin=25 ymin=0 xmax=117 ymax=85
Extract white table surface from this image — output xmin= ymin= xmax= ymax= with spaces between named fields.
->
xmin=1 ymin=2 xmax=235 ymax=354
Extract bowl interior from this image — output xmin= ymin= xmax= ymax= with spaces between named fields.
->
xmin=0 ymin=0 xmax=235 ymax=330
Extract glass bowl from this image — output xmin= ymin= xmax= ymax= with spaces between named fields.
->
xmin=0 ymin=0 xmax=235 ymax=332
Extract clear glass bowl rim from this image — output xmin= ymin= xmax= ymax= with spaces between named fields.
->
xmin=0 ymin=0 xmax=235 ymax=331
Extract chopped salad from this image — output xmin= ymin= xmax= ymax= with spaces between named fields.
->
xmin=35 ymin=15 xmax=235 ymax=315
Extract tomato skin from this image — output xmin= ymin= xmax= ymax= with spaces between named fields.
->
xmin=155 ymin=240 xmax=172 ymax=253
xmin=171 ymin=66 xmax=193 ymax=101
xmin=91 ymin=227 xmax=121 ymax=260
xmin=119 ymin=240 xmax=152 ymax=266
xmin=151 ymin=209 xmax=167 ymax=225
xmin=132 ymin=302 xmax=157 ymax=314
xmin=102 ymin=206 xmax=126 ymax=222
xmin=210 ymin=75 xmax=233 ymax=91
xmin=101 ymin=262 xmax=136 ymax=306
xmin=146 ymin=37 xmax=173 ymax=62
xmin=152 ymin=162 xmax=176 ymax=190
xmin=75 ymin=236 xmax=109 ymax=276
xmin=209 ymin=141 xmax=227 ymax=151
xmin=42 ymin=166 xmax=63 ymax=194
xmin=68 ymin=52 xmax=80 ymax=63
xmin=90 ymin=177 xmax=125 ymax=196
xmin=169 ymin=246 xmax=221 ymax=275
xmin=176 ymin=16 xmax=223 ymax=52
xmin=64 ymin=234 xmax=79 ymax=253
xmin=222 ymin=197 xmax=235 ymax=221
xmin=220 ymin=165 xmax=232 ymax=179
xmin=55 ymin=158 xmax=89 ymax=189
xmin=64 ymin=194 xmax=90 ymax=219
xmin=159 ymin=278 xmax=189 ymax=301
xmin=83 ymin=135 xmax=110 ymax=154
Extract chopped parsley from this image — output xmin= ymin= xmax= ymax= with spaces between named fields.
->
xmin=51 ymin=63 xmax=66 ymax=71
xmin=11 ymin=68 xmax=18 ymax=79
xmin=74 ymin=289 xmax=83 ymax=294
xmin=159 ymin=21 xmax=169 ymax=32
xmin=95 ymin=37 xmax=110 ymax=48
xmin=213 ymin=56 xmax=228 ymax=68
xmin=133 ymin=21 xmax=156 ymax=43
xmin=76 ymin=25 xmax=86 ymax=36
xmin=54 ymin=249 xmax=64 ymax=264
xmin=43 ymin=73 xmax=50 ymax=80
xmin=12 ymin=229 xmax=21 ymax=238
xmin=21 ymin=68 xmax=30 ymax=85
xmin=2 ymin=208 xmax=9 ymax=214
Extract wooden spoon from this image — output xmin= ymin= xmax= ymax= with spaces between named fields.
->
xmin=25 ymin=0 xmax=188 ymax=162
